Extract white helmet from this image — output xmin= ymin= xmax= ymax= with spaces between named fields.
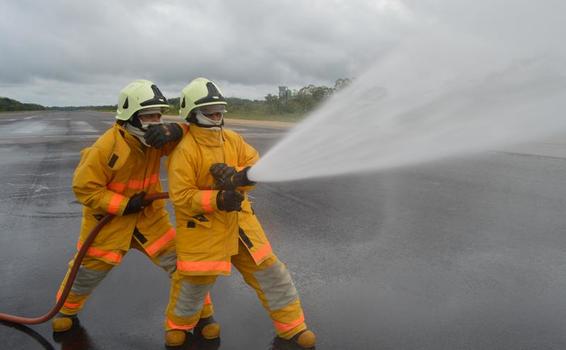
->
xmin=115 ymin=79 xmax=169 ymax=121
xmin=179 ymin=77 xmax=227 ymax=121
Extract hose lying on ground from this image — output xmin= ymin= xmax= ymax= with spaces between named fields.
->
xmin=0 ymin=192 xmax=169 ymax=325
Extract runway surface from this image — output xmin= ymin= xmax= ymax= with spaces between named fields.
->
xmin=1 ymin=110 xmax=566 ymax=349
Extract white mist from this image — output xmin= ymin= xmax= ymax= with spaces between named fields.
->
xmin=248 ymin=26 xmax=566 ymax=183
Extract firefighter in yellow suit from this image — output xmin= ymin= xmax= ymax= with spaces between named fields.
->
xmin=52 ymin=80 xmax=219 ymax=340
xmin=164 ymin=77 xmax=316 ymax=348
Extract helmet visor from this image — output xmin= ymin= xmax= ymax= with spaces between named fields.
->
xmin=199 ymin=105 xmax=227 ymax=116
xmin=137 ymin=107 xmax=163 ymax=117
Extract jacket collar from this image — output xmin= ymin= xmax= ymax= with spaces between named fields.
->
xmin=116 ymin=123 xmax=145 ymax=151
xmin=190 ymin=124 xmax=224 ymax=147
xmin=108 ymin=124 xmax=148 ymax=170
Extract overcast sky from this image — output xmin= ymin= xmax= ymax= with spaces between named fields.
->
xmin=0 ymin=0 xmax=564 ymax=106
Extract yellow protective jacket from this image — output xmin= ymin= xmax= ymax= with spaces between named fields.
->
xmin=73 ymin=123 xmax=186 ymax=265
xmin=168 ymin=125 xmax=273 ymax=276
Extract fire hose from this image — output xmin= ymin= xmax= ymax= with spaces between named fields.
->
xmin=0 ymin=192 xmax=169 ymax=325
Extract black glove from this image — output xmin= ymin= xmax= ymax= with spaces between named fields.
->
xmin=210 ymin=163 xmax=236 ymax=189
xmin=144 ymin=123 xmax=183 ymax=149
xmin=210 ymin=163 xmax=255 ymax=190
xmin=216 ymin=190 xmax=244 ymax=212
xmin=123 ymin=191 xmax=146 ymax=215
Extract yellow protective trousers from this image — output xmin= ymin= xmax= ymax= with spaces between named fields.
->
xmin=165 ymin=241 xmax=306 ymax=340
xmin=56 ymin=238 xmax=213 ymax=318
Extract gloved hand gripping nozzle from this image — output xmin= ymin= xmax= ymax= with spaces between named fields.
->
xmin=209 ymin=163 xmax=255 ymax=191
xmin=209 ymin=163 xmax=255 ymax=213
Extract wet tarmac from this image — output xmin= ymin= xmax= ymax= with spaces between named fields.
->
xmin=1 ymin=111 xmax=566 ymax=349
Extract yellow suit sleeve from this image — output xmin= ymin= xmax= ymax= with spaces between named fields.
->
xmin=235 ymin=134 xmax=260 ymax=192
xmin=72 ymin=147 xmax=128 ymax=215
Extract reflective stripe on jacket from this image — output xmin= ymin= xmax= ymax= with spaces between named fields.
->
xmin=168 ymin=125 xmax=273 ymax=275
xmin=73 ymin=123 xmax=186 ymax=264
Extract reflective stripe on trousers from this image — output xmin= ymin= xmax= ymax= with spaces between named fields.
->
xmin=56 ymin=256 xmax=113 ymax=315
xmin=76 ymin=241 xmax=123 ymax=265
xmin=57 ymin=238 xmax=188 ymax=316
xmin=174 ymin=281 xmax=213 ymax=317
xmin=166 ymin=241 xmax=307 ymax=338
xmin=165 ymin=273 xmax=216 ymax=331
xmin=157 ymin=251 xmax=177 ymax=275
xmin=234 ymin=247 xmax=306 ymax=339
xmin=71 ymin=265 xmax=110 ymax=295
xmin=253 ymin=259 xmax=298 ymax=311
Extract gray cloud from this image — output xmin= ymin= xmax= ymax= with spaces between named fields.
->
xmin=1 ymin=0 xmax=563 ymax=106
xmin=0 ymin=0 xmax=410 ymax=105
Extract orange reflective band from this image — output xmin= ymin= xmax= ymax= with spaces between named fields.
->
xmin=201 ymin=190 xmax=214 ymax=213
xmin=177 ymin=260 xmax=231 ymax=273
xmin=64 ymin=300 xmax=82 ymax=309
xmin=77 ymin=242 xmax=123 ymax=264
xmin=145 ymin=228 xmax=176 ymax=256
xmin=167 ymin=318 xmax=197 ymax=331
xmin=128 ymin=179 xmax=144 ymax=190
xmin=107 ymin=182 xmax=126 ymax=193
xmin=128 ymin=174 xmax=159 ymax=190
xmin=251 ymin=241 xmax=273 ymax=263
xmin=108 ymin=174 xmax=159 ymax=193
xmin=107 ymin=193 xmax=126 ymax=215
xmin=144 ymin=174 xmax=159 ymax=188
xmin=273 ymin=313 xmax=305 ymax=333
xmin=56 ymin=291 xmax=82 ymax=309
xmin=204 ymin=293 xmax=212 ymax=305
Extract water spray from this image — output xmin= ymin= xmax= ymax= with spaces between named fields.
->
xmin=248 ymin=32 xmax=566 ymax=183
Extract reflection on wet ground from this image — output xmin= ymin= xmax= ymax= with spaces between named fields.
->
xmin=2 ymin=111 xmax=566 ymax=349
xmin=51 ymin=321 xmax=95 ymax=350
xmin=0 ymin=322 xmax=309 ymax=350
xmin=1 ymin=321 xmax=55 ymax=350
xmin=0 ymin=320 xmax=307 ymax=350
xmin=270 ymin=337 xmax=309 ymax=350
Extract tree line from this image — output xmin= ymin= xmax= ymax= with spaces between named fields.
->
xmin=168 ymin=78 xmax=352 ymax=119
xmin=0 ymin=97 xmax=45 ymax=112
xmin=264 ymin=78 xmax=351 ymax=114
xmin=1 ymin=78 xmax=351 ymax=119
